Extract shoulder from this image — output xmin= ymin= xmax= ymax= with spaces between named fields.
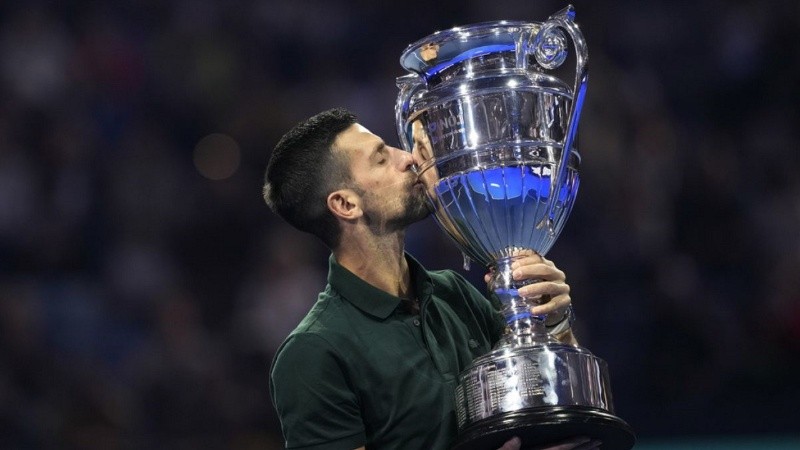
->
xmin=271 ymin=331 xmax=339 ymax=378
xmin=271 ymin=288 xmax=353 ymax=368
xmin=287 ymin=285 xmax=349 ymax=334
xmin=278 ymin=287 xmax=350 ymax=346
xmin=270 ymin=325 xmax=358 ymax=399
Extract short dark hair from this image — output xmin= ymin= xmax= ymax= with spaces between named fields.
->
xmin=263 ymin=108 xmax=358 ymax=248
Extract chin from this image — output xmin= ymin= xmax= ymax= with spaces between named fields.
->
xmin=395 ymin=204 xmax=429 ymax=229
xmin=409 ymin=204 xmax=432 ymax=224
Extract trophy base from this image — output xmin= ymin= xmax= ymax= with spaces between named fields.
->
xmin=451 ymin=406 xmax=635 ymax=450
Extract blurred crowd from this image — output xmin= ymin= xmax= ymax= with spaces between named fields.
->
xmin=0 ymin=0 xmax=798 ymax=449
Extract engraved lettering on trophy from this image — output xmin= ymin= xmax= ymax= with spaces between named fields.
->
xmin=486 ymin=367 xmax=504 ymax=414
xmin=427 ymin=109 xmax=464 ymax=147
xmin=501 ymin=362 xmax=523 ymax=411
xmin=519 ymin=358 xmax=545 ymax=399
xmin=455 ymin=384 xmax=467 ymax=427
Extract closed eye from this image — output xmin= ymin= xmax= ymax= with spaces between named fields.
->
xmin=373 ymin=142 xmax=387 ymax=165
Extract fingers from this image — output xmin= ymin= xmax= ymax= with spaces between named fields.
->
xmin=484 ymin=270 xmax=494 ymax=284
xmin=535 ymin=436 xmax=598 ymax=450
xmin=497 ymin=436 xmax=522 ymax=450
xmin=529 ymin=291 xmax=570 ymax=316
xmin=493 ymin=434 xmax=600 ymax=450
xmin=484 ymin=254 xmax=562 ymax=283
xmin=510 ymin=254 xmax=569 ymax=315
xmin=511 ymin=262 xmax=565 ymax=284
xmin=511 ymin=251 xmax=555 ymax=267
xmin=484 ymin=256 xmax=570 ymax=313
xmin=516 ymin=280 xmax=569 ymax=299
xmin=549 ymin=437 xmax=589 ymax=450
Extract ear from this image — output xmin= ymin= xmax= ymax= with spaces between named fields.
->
xmin=327 ymin=189 xmax=363 ymax=221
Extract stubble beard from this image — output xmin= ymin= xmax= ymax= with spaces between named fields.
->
xmin=363 ymin=180 xmax=432 ymax=234
xmin=400 ymin=183 xmax=432 ymax=226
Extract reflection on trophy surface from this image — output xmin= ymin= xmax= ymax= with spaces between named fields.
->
xmin=396 ymin=6 xmax=635 ymax=450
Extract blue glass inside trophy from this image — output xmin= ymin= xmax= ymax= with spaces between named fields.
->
xmin=396 ymin=6 xmax=635 ymax=449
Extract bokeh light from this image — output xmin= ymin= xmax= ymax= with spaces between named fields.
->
xmin=193 ymin=133 xmax=241 ymax=180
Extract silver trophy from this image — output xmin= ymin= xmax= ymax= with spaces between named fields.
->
xmin=395 ymin=6 xmax=634 ymax=450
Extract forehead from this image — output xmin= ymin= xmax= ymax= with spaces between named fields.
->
xmin=334 ymin=123 xmax=380 ymax=159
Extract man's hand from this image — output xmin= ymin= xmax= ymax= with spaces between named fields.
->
xmin=497 ymin=436 xmax=602 ymax=450
xmin=484 ymin=251 xmax=571 ymax=320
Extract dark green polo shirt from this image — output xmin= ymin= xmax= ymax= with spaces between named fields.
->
xmin=270 ymin=254 xmax=505 ymax=450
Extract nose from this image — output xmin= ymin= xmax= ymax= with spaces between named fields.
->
xmin=391 ymin=146 xmax=416 ymax=172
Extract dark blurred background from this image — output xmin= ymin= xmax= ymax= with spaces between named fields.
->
xmin=1 ymin=0 xmax=798 ymax=448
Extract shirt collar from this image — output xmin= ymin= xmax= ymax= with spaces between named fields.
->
xmin=327 ymin=253 xmax=433 ymax=320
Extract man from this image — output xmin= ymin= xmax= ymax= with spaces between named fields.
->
xmin=264 ymin=108 xmax=594 ymax=450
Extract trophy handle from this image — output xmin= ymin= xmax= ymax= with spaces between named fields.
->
xmin=395 ymin=73 xmax=423 ymax=151
xmin=533 ymin=5 xmax=589 ymax=233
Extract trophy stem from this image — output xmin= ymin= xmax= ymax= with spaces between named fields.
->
xmin=489 ymin=256 xmax=558 ymax=348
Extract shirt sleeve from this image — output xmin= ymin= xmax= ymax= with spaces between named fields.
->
xmin=270 ymin=332 xmax=365 ymax=450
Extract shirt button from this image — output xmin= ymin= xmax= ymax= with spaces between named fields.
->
xmin=413 ymin=318 xmax=421 ymax=326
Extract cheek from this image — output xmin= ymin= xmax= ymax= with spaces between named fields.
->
xmin=363 ymin=174 xmax=399 ymax=192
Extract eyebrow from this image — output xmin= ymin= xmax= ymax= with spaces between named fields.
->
xmin=371 ymin=141 xmax=386 ymax=160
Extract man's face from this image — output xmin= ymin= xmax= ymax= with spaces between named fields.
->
xmin=333 ymin=123 xmax=430 ymax=232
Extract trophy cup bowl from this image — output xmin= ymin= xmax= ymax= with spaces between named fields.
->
xmin=395 ymin=6 xmax=635 ymax=450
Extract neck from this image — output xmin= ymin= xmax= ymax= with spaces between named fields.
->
xmin=334 ymin=229 xmax=412 ymax=298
